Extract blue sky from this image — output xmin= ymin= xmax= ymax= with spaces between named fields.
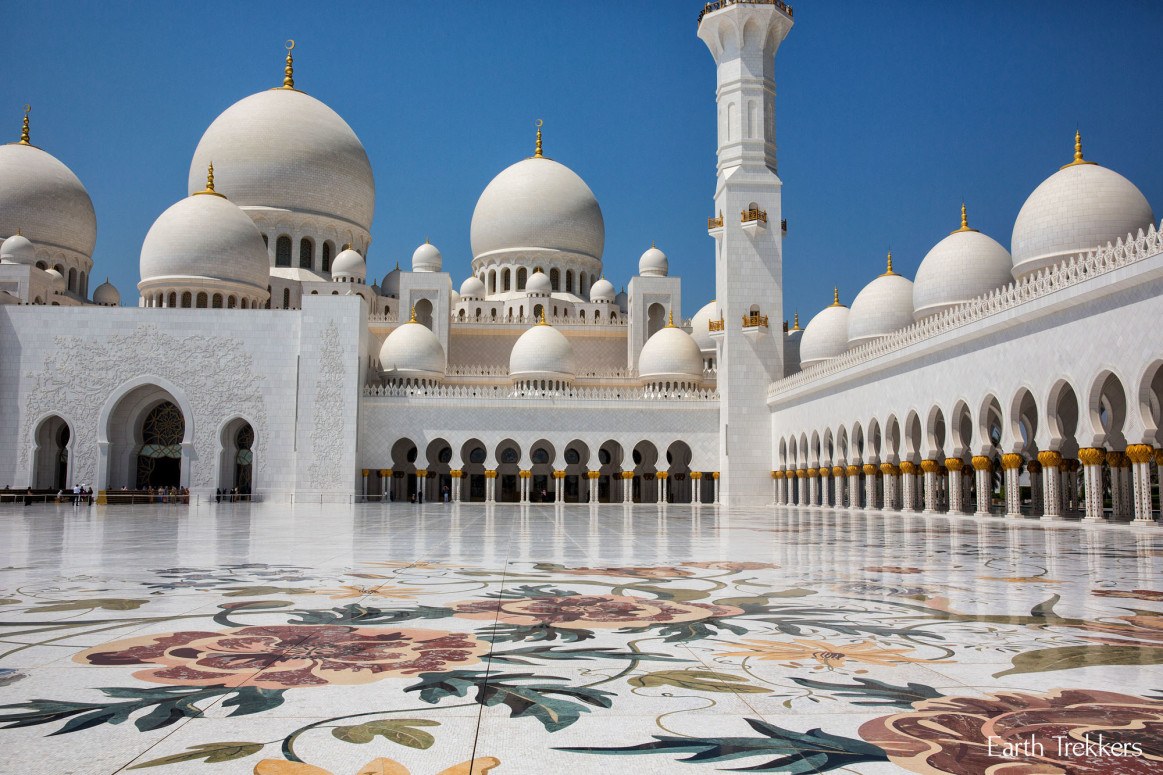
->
xmin=4 ymin=1 xmax=1161 ymax=319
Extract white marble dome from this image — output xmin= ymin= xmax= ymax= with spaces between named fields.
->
xmin=381 ymin=266 xmax=401 ymax=298
xmin=510 ymin=322 xmax=576 ymax=380
xmin=460 ymin=276 xmax=486 ymax=298
xmin=412 ymin=241 xmax=442 ymax=272
xmin=379 ymin=318 xmax=445 ymax=380
xmin=331 ymin=247 xmax=365 ymax=281
xmin=847 ymin=257 xmax=915 ymax=348
xmin=188 ymin=88 xmax=375 ymax=232
xmin=638 ymin=323 xmax=703 ymax=383
xmin=0 ymin=142 xmax=96 ymax=258
xmin=800 ymin=294 xmax=850 ymax=368
xmin=1011 ymin=138 xmax=1154 ymax=280
xmin=689 ymin=300 xmax=718 ymax=354
xmin=914 ymin=209 xmax=1014 ymax=320
xmin=92 ymin=279 xmax=120 ymax=306
xmin=470 ymin=156 xmax=604 ymax=262
xmin=638 ymin=245 xmax=668 ymax=277
xmin=44 ymin=266 xmax=65 ymax=289
xmin=589 ymin=277 xmax=615 ymax=303
xmin=0 ymin=234 xmax=35 ymax=264
xmin=139 ymin=191 xmax=269 ymax=291
xmin=525 ymin=270 xmax=552 ymax=294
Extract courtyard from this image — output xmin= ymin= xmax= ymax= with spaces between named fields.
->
xmin=0 ymin=502 xmax=1160 ymax=774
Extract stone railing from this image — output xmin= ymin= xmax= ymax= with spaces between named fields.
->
xmin=365 ymin=383 xmax=719 ymax=402
xmin=769 ymin=221 xmax=1163 ymax=399
xmin=451 ymin=314 xmax=626 ymax=327
xmin=440 ymin=366 xmax=640 ymax=380
xmin=698 ymin=0 xmax=793 ymax=25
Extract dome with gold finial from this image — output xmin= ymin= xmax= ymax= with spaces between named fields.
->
xmin=1011 ymin=131 xmax=1153 ymax=280
xmin=92 ymin=278 xmax=120 ymax=306
xmin=509 ymin=311 xmax=576 ymax=382
xmin=800 ymin=288 xmax=851 ymax=367
xmin=379 ymin=308 xmax=446 ymax=381
xmin=847 ymin=252 xmax=915 ymax=348
xmin=188 ymin=41 xmax=375 ymax=233
xmin=638 ymin=311 xmax=704 ymax=384
xmin=0 ymin=105 xmax=97 ymax=261
xmin=638 ymin=243 xmax=668 ymax=276
xmin=913 ymin=203 xmax=1013 ymax=320
xmin=470 ymin=120 xmax=604 ymax=282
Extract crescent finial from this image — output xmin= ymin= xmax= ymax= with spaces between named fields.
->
xmin=285 ymin=39 xmax=295 ymax=51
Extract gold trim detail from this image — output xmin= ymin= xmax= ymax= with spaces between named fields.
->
xmin=1078 ymin=448 xmax=1105 ymax=466
xmin=944 ymin=457 xmax=964 ymax=472
xmin=1000 ymin=453 xmax=1023 ymax=471
xmin=1125 ymin=444 xmax=1154 ymax=464
xmin=971 ymin=455 xmax=992 ymax=472
xmin=19 ymin=104 xmax=30 ymax=145
xmin=951 ymin=202 xmax=979 ymax=234
xmin=1037 ymin=451 xmax=1062 ymax=468
xmin=1060 ymin=129 xmax=1097 ymax=169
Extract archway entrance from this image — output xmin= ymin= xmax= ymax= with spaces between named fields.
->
xmin=33 ymin=416 xmax=71 ymax=490
xmin=137 ymin=401 xmax=184 ymax=488
xmin=219 ymin=419 xmax=255 ymax=498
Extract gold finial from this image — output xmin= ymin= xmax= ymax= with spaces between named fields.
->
xmin=1061 ymin=129 xmax=1096 ymax=169
xmin=425 ymin=236 xmax=430 ymax=244
xmin=652 ymin=240 xmax=656 ymax=249
xmin=281 ymin=40 xmax=296 ymax=90
xmin=831 ymin=287 xmax=841 ymax=307
xmin=667 ymin=309 xmax=675 ymax=327
xmin=952 ymin=201 xmax=979 ymax=234
xmin=342 ymin=242 xmax=352 ymax=251
xmin=19 ymin=104 xmax=31 ymax=145
xmin=409 ymin=305 xmax=417 ymax=323
xmin=792 ymin=311 xmax=801 ymax=330
xmin=538 ymin=306 xmax=547 ymax=325
xmin=533 ymin=119 xmax=543 ymax=158
xmin=195 ymin=162 xmax=226 ymax=197
xmin=882 ymin=251 xmax=896 ymax=276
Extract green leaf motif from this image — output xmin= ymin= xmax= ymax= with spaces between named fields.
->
xmin=221 ymin=586 xmax=314 ymax=597
xmin=33 ymin=598 xmax=147 ymax=612
xmin=127 ymin=741 xmax=263 ymax=769
xmin=286 ymin=604 xmax=452 ymax=626
xmin=332 ymin=718 xmax=439 ymax=749
xmin=0 ymin=598 xmax=21 ymax=606
xmin=556 ymin=717 xmax=889 ymax=773
xmin=995 ymin=645 xmax=1163 ymax=677
xmin=491 ymin=645 xmax=688 ymax=665
xmin=788 ymin=676 xmax=943 ymax=708
xmin=629 ymin=670 xmax=769 ymax=694
xmin=650 ymin=617 xmax=749 ymax=643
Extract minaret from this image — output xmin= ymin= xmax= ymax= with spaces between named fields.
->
xmin=698 ymin=1 xmax=793 ymax=505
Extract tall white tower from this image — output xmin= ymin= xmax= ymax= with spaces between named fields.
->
xmin=698 ymin=0 xmax=793 ymax=505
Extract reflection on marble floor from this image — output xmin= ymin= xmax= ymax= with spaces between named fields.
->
xmin=1 ymin=502 xmax=1161 ymax=774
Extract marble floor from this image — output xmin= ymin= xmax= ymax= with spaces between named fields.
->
xmin=0 ymin=501 xmax=1161 ymax=774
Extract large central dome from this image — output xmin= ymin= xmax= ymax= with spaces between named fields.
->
xmin=0 ymin=142 xmax=96 ymax=258
xmin=470 ymin=155 xmax=604 ymax=262
xmin=188 ymin=88 xmax=374 ymax=231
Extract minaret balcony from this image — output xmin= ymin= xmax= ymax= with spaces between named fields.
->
xmin=741 ymin=207 xmax=767 ymax=236
xmin=708 ymin=317 xmax=726 ymax=338
xmin=707 ymin=214 xmax=724 ymax=235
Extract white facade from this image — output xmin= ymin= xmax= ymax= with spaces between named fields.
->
xmin=0 ymin=2 xmax=1159 ymax=522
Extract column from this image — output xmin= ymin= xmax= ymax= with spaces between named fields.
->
xmin=555 ymin=470 xmax=566 ymax=502
xmin=415 ymin=470 xmax=427 ymax=503
xmin=808 ymin=469 xmax=819 ymax=506
xmin=1000 ymin=454 xmax=1023 ymax=518
xmin=379 ymin=469 xmax=392 ymax=501
xmin=772 ymin=471 xmax=781 ymax=504
xmin=485 ymin=469 xmax=496 ymax=503
xmin=1107 ymin=451 xmax=1131 ymax=520
xmin=819 ymin=468 xmax=831 ymax=507
xmin=942 ymin=458 xmax=962 ymax=514
xmin=1028 ymin=460 xmax=1044 ymax=514
xmin=692 ymin=471 xmax=703 ymax=504
xmin=847 ymin=465 xmax=861 ymax=509
xmin=862 ymin=464 xmax=877 ymax=510
xmin=971 ymin=456 xmax=991 ymax=516
xmin=361 ymin=469 xmax=369 ymax=499
xmin=1078 ymin=448 xmax=1105 ymax=521
xmin=1127 ymin=445 xmax=1155 ymax=524
xmin=832 ymin=466 xmax=845 ymax=508
xmin=920 ymin=459 xmax=940 ymax=514
xmin=657 ymin=472 xmax=668 ymax=504
xmin=880 ymin=464 xmax=898 ymax=511
xmin=623 ymin=471 xmax=634 ymax=503
xmin=587 ymin=470 xmax=599 ymax=503
xmin=1156 ymin=450 xmax=1163 ymax=521
xmin=1066 ymin=460 xmax=1080 ymax=513
xmin=900 ymin=461 xmax=917 ymax=512
xmin=450 ymin=470 xmax=462 ymax=502
xmin=712 ymin=472 xmax=720 ymax=504
xmin=1037 ymin=452 xmax=1062 ymax=520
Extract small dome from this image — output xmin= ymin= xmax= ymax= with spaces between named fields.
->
xmin=188 ymin=88 xmax=375 ymax=232
xmin=450 ymin=289 xmax=461 ymax=306
xmin=0 ymin=142 xmax=97 ymax=259
xmin=847 ymin=256 xmax=915 ymax=348
xmin=638 ymin=244 xmax=668 ymax=277
xmin=800 ymin=293 xmax=850 ymax=367
xmin=525 ymin=270 xmax=552 ymax=294
xmin=615 ymin=288 xmax=628 ymax=312
xmin=381 ymin=266 xmax=401 ymax=297
xmin=471 ymin=155 xmax=604 ymax=262
xmin=689 ymin=300 xmax=718 ymax=354
xmin=379 ymin=318 xmax=445 ymax=379
xmin=638 ymin=322 xmax=704 ymax=383
xmin=460 ymin=276 xmax=486 ymax=298
xmin=589 ymin=277 xmax=615 ymax=302
xmin=332 ymin=246 xmax=366 ymax=281
xmin=1011 ymin=134 xmax=1154 ymax=280
xmin=914 ymin=207 xmax=1013 ymax=320
xmin=93 ymin=278 xmax=120 ymax=306
xmin=44 ymin=267 xmax=65 ymax=288
xmin=412 ymin=241 xmax=442 ymax=272
xmin=510 ymin=321 xmax=575 ymax=380
xmin=139 ymin=189 xmax=269 ymax=292
xmin=0 ymin=233 xmax=35 ymax=264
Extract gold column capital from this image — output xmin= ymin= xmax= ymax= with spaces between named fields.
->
xmin=1000 ymin=453 xmax=1024 ymax=471
xmin=690 ymin=471 xmax=703 ymax=480
xmin=920 ymin=459 xmax=942 ymax=474
xmin=711 ymin=472 xmax=720 ymax=480
xmin=899 ymin=461 xmax=917 ymax=475
xmin=1037 ymin=451 xmax=1062 ymax=468
xmin=484 ymin=469 xmax=497 ymax=479
xmin=361 ymin=468 xmax=369 ymax=477
xmin=970 ymin=455 xmax=992 ymax=472
xmin=449 ymin=470 xmax=463 ymax=478
xmin=880 ymin=462 xmax=899 ymax=476
xmin=944 ymin=457 xmax=964 ymax=472
xmin=1126 ymin=444 xmax=1154 ymax=464
xmin=1105 ymin=451 xmax=1129 ymax=468
xmin=1077 ymin=447 xmax=1105 ymax=466
xmin=862 ymin=464 xmax=877 ymax=476
xmin=845 ymin=465 xmax=860 ymax=476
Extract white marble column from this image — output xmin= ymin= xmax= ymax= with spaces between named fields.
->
xmin=1079 ymin=449 xmax=1105 ymax=521
xmin=485 ymin=470 xmax=496 ymax=503
xmin=1001 ymin=454 xmax=1023 ymax=519
xmin=808 ymin=470 xmax=819 ymax=506
xmin=921 ymin=460 xmax=940 ymax=514
xmin=1127 ymin=445 xmax=1156 ymax=524
xmin=945 ymin=459 xmax=965 ymax=514
xmin=657 ymin=473 xmax=668 ymax=504
xmin=881 ymin=464 xmax=898 ymax=511
xmin=1037 ymin=452 xmax=1062 ymax=520
xmin=713 ymin=473 xmax=720 ymax=505
xmin=863 ymin=465 xmax=877 ymax=510
xmin=819 ymin=471 xmax=831 ymax=507
xmin=847 ymin=465 xmax=861 ymax=509
xmin=1108 ymin=452 xmax=1131 ymax=520
xmin=693 ymin=473 xmax=703 ymax=504
xmin=971 ymin=457 xmax=992 ymax=516
xmin=901 ymin=463 xmax=916 ymax=512
xmin=1027 ymin=461 xmax=1043 ymax=516
xmin=623 ymin=472 xmax=633 ymax=504
xmin=832 ymin=467 xmax=845 ymax=508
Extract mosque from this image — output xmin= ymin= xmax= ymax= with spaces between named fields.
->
xmin=0 ymin=0 xmax=1160 ymax=522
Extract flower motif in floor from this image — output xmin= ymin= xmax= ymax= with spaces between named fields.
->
xmin=682 ymin=561 xmax=780 ymax=571
xmin=550 ymin=565 xmax=696 ymax=579
xmin=859 ymin=688 xmax=1163 ymax=774
xmin=75 ymin=625 xmax=488 ymax=688
xmin=310 ymin=584 xmax=427 ymax=601
xmin=253 ymin=755 xmax=501 ymax=775
xmin=452 ymin=594 xmax=743 ymax=630
xmin=718 ymin=637 xmax=942 ymax=671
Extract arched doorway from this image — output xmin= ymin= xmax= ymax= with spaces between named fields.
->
xmin=647 ymin=303 xmax=666 ymax=338
xmin=391 ymin=438 xmax=419 ymax=502
xmin=597 ymin=440 xmax=623 ymax=503
xmin=461 ymin=439 xmax=487 ymax=502
xmin=631 ymin=440 xmax=659 ymax=503
xmin=219 ymin=419 xmax=255 ymax=498
xmin=136 ymin=401 xmax=185 ymax=489
xmin=33 ymin=416 xmax=71 ymax=490
xmin=496 ymin=439 xmax=522 ymax=502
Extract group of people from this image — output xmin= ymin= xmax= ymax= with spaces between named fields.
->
xmin=57 ymin=484 xmax=94 ymax=505
xmin=115 ymin=485 xmax=189 ymax=504
xmin=214 ymin=487 xmax=252 ymax=502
